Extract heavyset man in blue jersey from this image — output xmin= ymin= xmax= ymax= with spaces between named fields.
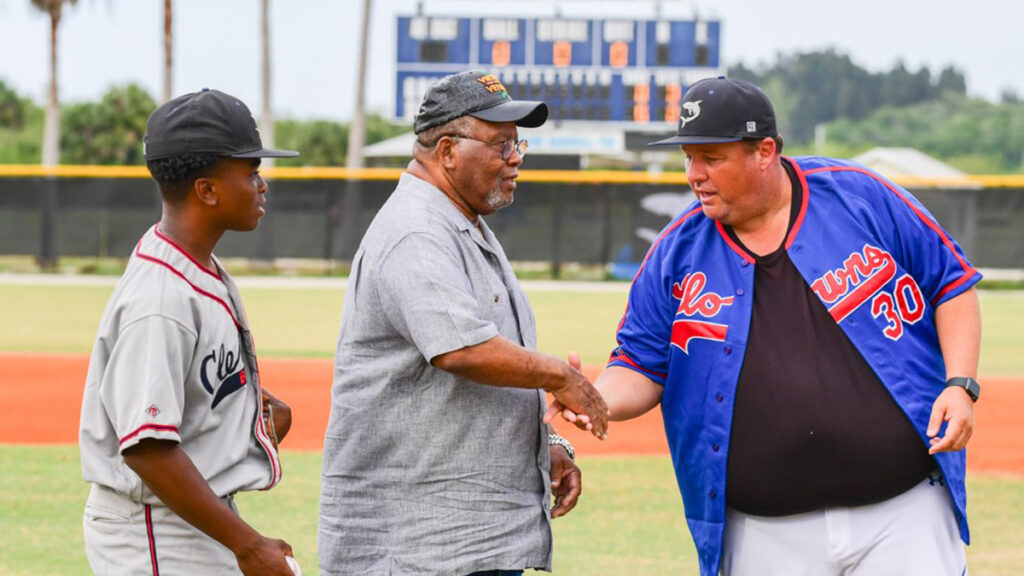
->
xmin=549 ymin=77 xmax=981 ymax=575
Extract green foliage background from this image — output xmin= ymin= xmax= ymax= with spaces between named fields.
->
xmin=0 ymin=82 xmax=409 ymax=166
xmin=1 ymin=47 xmax=1022 ymax=171
xmin=60 ymin=84 xmax=155 ymax=165
xmin=825 ymin=96 xmax=1024 ymax=172
xmin=0 ymin=79 xmax=43 ymax=163
xmin=730 ymin=50 xmax=1023 ymax=172
xmin=731 ymin=49 xmax=969 ymax=143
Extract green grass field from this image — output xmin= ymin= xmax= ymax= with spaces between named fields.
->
xmin=1 ymin=282 xmax=1022 ymax=574
xmin=1 ymin=284 xmax=1022 ymax=373
xmin=2 ymin=446 xmax=1022 ymax=576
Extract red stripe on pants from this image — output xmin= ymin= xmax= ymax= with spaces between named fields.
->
xmin=145 ymin=505 xmax=160 ymax=575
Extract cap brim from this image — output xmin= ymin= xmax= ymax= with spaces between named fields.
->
xmin=230 ymin=148 xmax=300 ymax=158
xmin=470 ymin=100 xmax=549 ymax=128
xmin=647 ymin=135 xmax=743 ymax=147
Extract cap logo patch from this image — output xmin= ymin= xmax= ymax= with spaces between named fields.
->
xmin=679 ymin=100 xmax=702 ymax=129
xmin=746 ymin=121 xmax=756 ymax=132
xmin=477 ymin=74 xmax=510 ymax=99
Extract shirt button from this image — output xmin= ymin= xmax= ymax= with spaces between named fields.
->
xmin=712 ymin=444 xmax=720 ymax=452
xmin=741 ymin=261 xmax=750 ymax=267
xmin=493 ymin=295 xmax=500 ymax=303
xmin=715 ymin=393 xmax=724 ymax=403
xmin=723 ymin=346 xmax=732 ymax=355
xmin=710 ymin=489 xmax=717 ymax=499
xmin=736 ymin=289 xmax=745 ymax=296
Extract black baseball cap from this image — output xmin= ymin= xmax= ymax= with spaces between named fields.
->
xmin=649 ymin=76 xmax=777 ymax=146
xmin=143 ymin=88 xmax=298 ymax=160
xmin=413 ymin=70 xmax=548 ymax=134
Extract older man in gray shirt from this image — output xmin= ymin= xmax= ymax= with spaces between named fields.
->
xmin=318 ymin=71 xmax=609 ymax=576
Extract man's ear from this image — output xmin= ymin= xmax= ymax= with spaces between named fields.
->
xmin=757 ymin=137 xmax=778 ymax=169
xmin=192 ymin=177 xmax=218 ymax=207
xmin=437 ymin=136 xmax=459 ymax=170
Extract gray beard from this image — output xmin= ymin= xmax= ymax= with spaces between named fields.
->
xmin=485 ymin=188 xmax=513 ymax=211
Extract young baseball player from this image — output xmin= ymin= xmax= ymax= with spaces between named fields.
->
xmin=79 ymin=89 xmax=300 ymax=576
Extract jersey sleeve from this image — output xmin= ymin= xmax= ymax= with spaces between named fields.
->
xmin=607 ymin=236 xmax=679 ymax=386
xmin=100 ymin=315 xmax=197 ymax=453
xmin=860 ymin=172 xmax=982 ymax=306
xmin=376 ymin=232 xmax=499 ymax=362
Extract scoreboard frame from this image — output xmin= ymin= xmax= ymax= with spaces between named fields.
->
xmin=395 ymin=14 xmax=725 ymax=126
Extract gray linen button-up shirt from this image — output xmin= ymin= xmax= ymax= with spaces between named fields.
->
xmin=318 ymin=173 xmax=553 ymax=575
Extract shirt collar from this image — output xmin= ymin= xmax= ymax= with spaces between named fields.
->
xmin=399 ymin=172 xmax=498 ymax=255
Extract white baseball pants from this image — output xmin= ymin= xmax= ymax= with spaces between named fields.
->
xmin=83 ymin=483 xmax=243 ymax=576
xmin=721 ymin=474 xmax=967 ymax=576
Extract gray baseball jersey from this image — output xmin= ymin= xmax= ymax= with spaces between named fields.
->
xmin=79 ymin=225 xmax=281 ymax=504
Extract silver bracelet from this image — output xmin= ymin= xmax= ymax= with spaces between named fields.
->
xmin=548 ymin=433 xmax=575 ymax=460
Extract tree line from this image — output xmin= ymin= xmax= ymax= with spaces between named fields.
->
xmin=730 ymin=49 xmax=1022 ymax=172
xmin=730 ymin=49 xmax=968 ymax=143
xmin=0 ymin=79 xmax=406 ymax=166
xmin=1 ymin=47 xmax=1021 ymax=171
xmin=23 ymin=0 xmax=365 ymax=168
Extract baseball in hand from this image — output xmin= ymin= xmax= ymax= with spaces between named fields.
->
xmin=285 ymin=555 xmax=302 ymax=576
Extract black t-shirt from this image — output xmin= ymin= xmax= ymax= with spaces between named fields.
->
xmin=724 ymin=160 xmax=934 ymax=517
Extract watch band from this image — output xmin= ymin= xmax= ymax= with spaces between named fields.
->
xmin=945 ymin=376 xmax=980 ymax=402
xmin=548 ymin=433 xmax=575 ymax=460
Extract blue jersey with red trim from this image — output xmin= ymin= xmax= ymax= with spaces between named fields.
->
xmin=609 ymin=156 xmax=981 ymax=576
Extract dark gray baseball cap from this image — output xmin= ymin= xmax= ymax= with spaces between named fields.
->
xmin=143 ymin=88 xmax=299 ymax=160
xmin=649 ymin=76 xmax=777 ymax=146
xmin=413 ymin=70 xmax=548 ymax=134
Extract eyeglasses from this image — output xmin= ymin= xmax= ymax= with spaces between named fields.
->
xmin=431 ymin=133 xmax=529 ymax=160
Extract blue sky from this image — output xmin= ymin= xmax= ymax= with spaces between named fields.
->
xmin=0 ymin=0 xmax=1019 ymax=121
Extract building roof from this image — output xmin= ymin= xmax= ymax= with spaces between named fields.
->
xmin=363 ymin=121 xmax=676 ymax=158
xmin=852 ymin=147 xmax=964 ymax=178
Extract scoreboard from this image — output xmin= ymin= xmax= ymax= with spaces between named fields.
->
xmin=395 ymin=15 xmax=724 ymax=125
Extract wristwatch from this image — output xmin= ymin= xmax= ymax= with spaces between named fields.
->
xmin=945 ymin=377 xmax=980 ymax=402
xmin=548 ymin=433 xmax=575 ymax=460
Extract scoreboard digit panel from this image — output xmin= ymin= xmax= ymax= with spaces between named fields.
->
xmin=644 ymin=19 xmax=721 ymax=67
xmin=501 ymin=69 xmax=615 ymax=122
xmin=479 ymin=18 xmax=527 ymax=67
xmin=396 ymin=70 xmax=450 ymax=120
xmin=397 ymin=17 xmax=472 ymax=64
xmin=532 ymin=19 xmax=594 ymax=67
xmin=395 ymin=15 xmax=724 ymax=125
xmin=600 ymin=20 xmax=638 ymax=69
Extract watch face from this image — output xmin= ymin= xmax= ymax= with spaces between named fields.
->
xmin=949 ymin=377 xmax=980 ymax=401
xmin=967 ymin=379 xmax=980 ymax=401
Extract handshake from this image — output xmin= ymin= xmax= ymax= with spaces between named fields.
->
xmin=537 ymin=350 xmax=665 ymax=442
xmin=542 ymin=351 xmax=610 ymax=440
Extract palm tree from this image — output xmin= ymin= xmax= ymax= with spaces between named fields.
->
xmin=346 ymin=0 xmax=371 ymax=169
xmin=260 ymin=0 xmax=274 ymax=167
xmin=30 ymin=0 xmax=77 ymax=166
xmin=163 ymin=0 xmax=173 ymax=103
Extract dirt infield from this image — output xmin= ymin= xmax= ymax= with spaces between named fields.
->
xmin=2 ymin=354 xmax=1021 ymax=474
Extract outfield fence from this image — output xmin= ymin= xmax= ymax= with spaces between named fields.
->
xmin=1 ymin=165 xmax=1022 ymax=275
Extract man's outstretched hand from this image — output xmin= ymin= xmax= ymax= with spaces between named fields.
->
xmin=544 ymin=351 xmax=608 ymax=440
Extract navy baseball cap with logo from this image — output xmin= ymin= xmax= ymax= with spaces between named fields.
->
xmin=143 ymin=88 xmax=298 ymax=160
xmin=413 ymin=70 xmax=548 ymax=134
xmin=649 ymin=76 xmax=777 ymax=146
